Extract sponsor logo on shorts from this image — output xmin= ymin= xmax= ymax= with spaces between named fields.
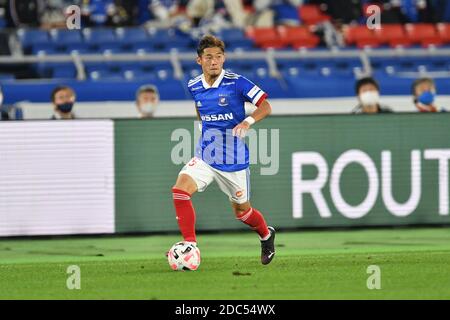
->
xmin=236 ymin=190 xmax=244 ymax=197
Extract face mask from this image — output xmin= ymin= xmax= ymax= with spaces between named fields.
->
xmin=417 ymin=91 xmax=435 ymax=106
xmin=140 ymin=103 xmax=156 ymax=114
xmin=359 ymin=91 xmax=380 ymax=106
xmin=57 ymin=102 xmax=74 ymax=113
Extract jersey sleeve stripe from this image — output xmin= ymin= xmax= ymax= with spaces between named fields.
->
xmin=255 ymin=93 xmax=268 ymax=107
xmin=247 ymin=85 xmax=260 ymax=99
xmin=252 ymin=90 xmax=265 ymax=105
xmin=188 ymin=78 xmax=202 ymax=87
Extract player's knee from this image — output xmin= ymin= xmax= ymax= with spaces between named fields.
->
xmin=172 ymin=175 xmax=197 ymax=195
xmin=232 ymin=202 xmax=251 ymax=217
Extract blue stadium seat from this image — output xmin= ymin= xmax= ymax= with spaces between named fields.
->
xmin=52 ymin=65 xmax=78 ymax=79
xmin=215 ymin=28 xmax=255 ymax=50
xmin=18 ymin=29 xmax=50 ymax=50
xmin=33 ymin=62 xmax=77 ymax=79
xmin=116 ymin=27 xmax=149 ymax=45
xmin=122 ymin=69 xmax=157 ymax=81
xmin=83 ymin=28 xmax=117 ymax=44
xmin=50 ymin=29 xmax=83 ymax=45
xmin=225 ymin=59 xmax=268 ymax=76
xmin=95 ymin=43 xmax=127 ymax=54
xmin=88 ymin=69 xmax=123 ymax=81
xmin=65 ymin=43 xmax=91 ymax=54
xmin=148 ymin=28 xmax=195 ymax=51
xmin=131 ymin=43 xmax=156 ymax=54
xmin=31 ymin=44 xmax=57 ymax=55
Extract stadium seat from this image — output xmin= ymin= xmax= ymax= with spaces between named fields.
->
xmin=298 ymin=4 xmax=331 ymax=25
xmin=52 ymin=64 xmax=78 ymax=79
xmin=217 ymin=28 xmax=247 ymax=42
xmin=148 ymin=29 xmax=194 ymax=48
xmin=64 ymin=43 xmax=91 ymax=55
xmin=116 ymin=27 xmax=149 ymax=45
xmin=344 ymin=25 xmax=380 ymax=48
xmin=225 ymin=59 xmax=268 ymax=77
xmin=18 ymin=29 xmax=50 ymax=52
xmin=83 ymin=28 xmax=117 ymax=44
xmin=95 ymin=43 xmax=127 ymax=54
xmin=49 ymin=29 xmax=83 ymax=45
xmin=33 ymin=62 xmax=77 ymax=79
xmin=374 ymin=24 xmax=411 ymax=48
xmin=245 ymin=27 xmax=285 ymax=49
xmin=277 ymin=26 xmax=320 ymax=49
xmin=88 ymin=69 xmax=124 ymax=81
xmin=31 ymin=44 xmax=57 ymax=55
xmin=131 ymin=43 xmax=156 ymax=54
xmin=405 ymin=24 xmax=442 ymax=47
xmin=437 ymin=23 xmax=450 ymax=43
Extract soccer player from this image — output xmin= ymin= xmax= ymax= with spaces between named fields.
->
xmin=171 ymin=35 xmax=276 ymax=265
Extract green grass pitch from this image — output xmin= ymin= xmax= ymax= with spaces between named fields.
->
xmin=0 ymin=228 xmax=450 ymax=299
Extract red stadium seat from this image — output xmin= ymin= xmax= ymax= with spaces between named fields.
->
xmin=299 ymin=4 xmax=330 ymax=25
xmin=344 ymin=25 xmax=380 ymax=48
xmin=277 ymin=26 xmax=320 ymax=49
xmin=437 ymin=23 xmax=450 ymax=43
xmin=374 ymin=24 xmax=412 ymax=48
xmin=245 ymin=27 xmax=285 ymax=49
xmin=405 ymin=23 xmax=442 ymax=47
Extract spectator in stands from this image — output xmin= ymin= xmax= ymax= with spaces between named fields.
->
xmin=136 ymin=84 xmax=159 ymax=118
xmin=0 ymin=86 xmax=23 ymax=120
xmin=352 ymin=77 xmax=393 ymax=114
xmin=412 ymin=77 xmax=446 ymax=112
xmin=251 ymin=0 xmax=303 ymax=26
xmin=40 ymin=0 xmax=74 ymax=29
xmin=80 ymin=0 xmax=134 ymax=27
xmin=51 ymin=86 xmax=77 ymax=120
xmin=141 ymin=0 xmax=186 ymax=28
xmin=310 ymin=0 xmax=361 ymax=25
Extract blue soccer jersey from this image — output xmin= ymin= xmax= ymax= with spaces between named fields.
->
xmin=187 ymin=69 xmax=268 ymax=172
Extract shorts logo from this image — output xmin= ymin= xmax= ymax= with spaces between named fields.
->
xmin=218 ymin=97 xmax=228 ymax=107
xmin=236 ymin=190 xmax=243 ymax=197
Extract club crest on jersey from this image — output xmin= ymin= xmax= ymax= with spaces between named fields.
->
xmin=218 ymin=96 xmax=229 ymax=107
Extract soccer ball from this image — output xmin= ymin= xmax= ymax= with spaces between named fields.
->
xmin=167 ymin=242 xmax=201 ymax=271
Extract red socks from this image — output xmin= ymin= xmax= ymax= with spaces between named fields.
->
xmin=173 ymin=187 xmax=269 ymax=243
xmin=172 ymin=188 xmax=196 ymax=243
xmin=236 ymin=207 xmax=270 ymax=240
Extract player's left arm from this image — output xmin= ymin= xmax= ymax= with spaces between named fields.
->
xmin=232 ymin=99 xmax=272 ymax=138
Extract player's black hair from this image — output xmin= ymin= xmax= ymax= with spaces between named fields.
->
xmin=197 ymin=35 xmax=225 ymax=56
xmin=51 ymin=85 xmax=75 ymax=102
xmin=355 ymin=77 xmax=380 ymax=95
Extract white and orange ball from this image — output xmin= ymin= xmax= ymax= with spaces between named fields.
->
xmin=167 ymin=242 xmax=201 ymax=271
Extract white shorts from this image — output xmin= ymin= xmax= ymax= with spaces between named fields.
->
xmin=179 ymin=157 xmax=250 ymax=204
